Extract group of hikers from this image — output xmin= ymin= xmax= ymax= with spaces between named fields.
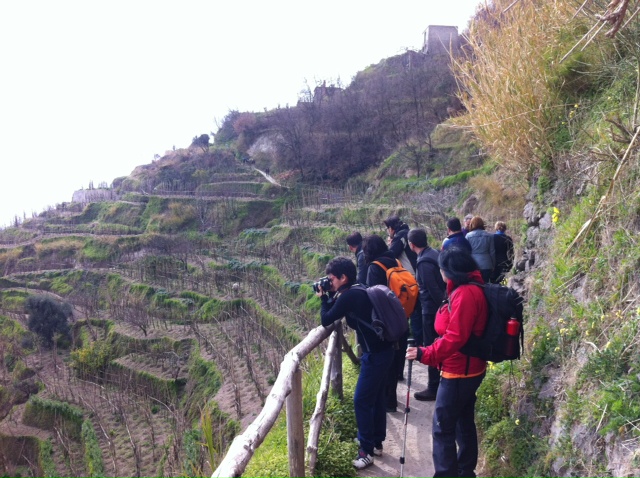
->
xmin=317 ymin=214 xmax=514 ymax=477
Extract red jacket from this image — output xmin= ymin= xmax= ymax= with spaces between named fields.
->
xmin=418 ymin=270 xmax=488 ymax=377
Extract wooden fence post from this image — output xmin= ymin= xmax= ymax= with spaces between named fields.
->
xmin=287 ymin=368 xmax=305 ymax=478
xmin=212 ymin=323 xmax=335 ymax=478
xmin=330 ymin=327 xmax=343 ymax=399
xmin=306 ymin=327 xmax=339 ymax=475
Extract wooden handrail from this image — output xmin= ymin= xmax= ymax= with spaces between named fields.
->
xmin=306 ymin=326 xmax=340 ymax=475
xmin=211 ymin=321 xmax=340 ymax=478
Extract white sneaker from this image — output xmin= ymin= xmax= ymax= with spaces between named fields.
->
xmin=353 ymin=439 xmax=382 ymax=457
xmin=353 ymin=450 xmax=374 ymax=469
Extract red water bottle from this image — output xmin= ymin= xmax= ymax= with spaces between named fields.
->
xmin=505 ymin=318 xmax=520 ymax=357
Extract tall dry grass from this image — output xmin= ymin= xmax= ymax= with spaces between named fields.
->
xmin=453 ymin=0 xmax=585 ymax=176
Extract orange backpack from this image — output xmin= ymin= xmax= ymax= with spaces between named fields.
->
xmin=372 ymin=259 xmax=419 ymax=318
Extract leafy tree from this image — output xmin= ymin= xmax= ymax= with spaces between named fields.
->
xmin=191 ymin=134 xmax=210 ymax=152
xmin=26 ymin=295 xmax=72 ymax=347
xmin=214 ymin=109 xmax=241 ymax=143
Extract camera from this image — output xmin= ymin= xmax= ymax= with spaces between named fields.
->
xmin=312 ymin=276 xmax=332 ymax=293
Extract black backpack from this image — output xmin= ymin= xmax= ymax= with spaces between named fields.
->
xmin=352 ymin=285 xmax=408 ymax=342
xmin=458 ymin=282 xmax=524 ymax=363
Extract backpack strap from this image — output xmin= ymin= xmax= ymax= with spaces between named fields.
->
xmin=447 ymin=281 xmax=486 ymax=373
xmin=349 ymin=285 xmax=374 ymax=350
xmin=372 ymin=259 xmax=402 ymax=272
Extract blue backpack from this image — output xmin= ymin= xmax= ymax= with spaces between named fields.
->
xmin=352 ymin=284 xmax=408 ymax=342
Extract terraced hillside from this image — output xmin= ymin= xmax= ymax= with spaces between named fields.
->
xmin=0 ymin=136 xmax=482 ymax=476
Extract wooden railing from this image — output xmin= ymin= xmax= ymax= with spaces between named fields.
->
xmin=212 ymin=321 xmax=350 ymax=478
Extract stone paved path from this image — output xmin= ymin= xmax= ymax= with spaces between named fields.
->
xmin=360 ymin=361 xmax=435 ymax=478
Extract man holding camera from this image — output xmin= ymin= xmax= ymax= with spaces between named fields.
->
xmin=317 ymin=256 xmax=393 ymax=470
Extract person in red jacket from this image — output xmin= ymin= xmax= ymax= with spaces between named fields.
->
xmin=406 ymin=247 xmax=488 ymax=478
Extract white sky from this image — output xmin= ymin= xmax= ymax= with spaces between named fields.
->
xmin=0 ymin=0 xmax=483 ymax=228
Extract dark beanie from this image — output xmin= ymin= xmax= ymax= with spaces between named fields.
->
xmin=438 ymin=247 xmax=478 ymax=284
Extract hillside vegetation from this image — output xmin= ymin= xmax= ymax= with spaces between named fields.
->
xmin=2 ymin=0 xmax=640 ymax=476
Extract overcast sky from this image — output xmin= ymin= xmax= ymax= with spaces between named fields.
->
xmin=0 ymin=0 xmax=483 ymax=228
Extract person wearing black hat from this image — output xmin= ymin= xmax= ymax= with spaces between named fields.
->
xmin=406 ymin=247 xmax=488 ymax=477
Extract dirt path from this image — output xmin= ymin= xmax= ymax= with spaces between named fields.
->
xmin=360 ymin=362 xmax=435 ymax=478
xmin=254 ymin=167 xmax=282 ymax=187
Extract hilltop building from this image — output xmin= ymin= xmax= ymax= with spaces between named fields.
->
xmin=422 ymin=25 xmax=459 ymax=56
xmin=313 ymin=81 xmax=341 ymax=104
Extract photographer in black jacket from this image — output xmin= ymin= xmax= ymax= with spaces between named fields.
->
xmin=318 ymin=256 xmax=393 ymax=470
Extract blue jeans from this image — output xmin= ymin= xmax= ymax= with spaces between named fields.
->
xmin=480 ymin=269 xmax=492 ymax=284
xmin=355 ymin=347 xmax=393 ymax=455
xmin=432 ymin=373 xmax=485 ymax=477
xmin=385 ymin=331 xmax=408 ymax=409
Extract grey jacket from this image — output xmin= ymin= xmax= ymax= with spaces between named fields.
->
xmin=465 ymin=229 xmax=496 ymax=271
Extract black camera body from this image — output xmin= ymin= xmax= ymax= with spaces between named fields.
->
xmin=312 ymin=276 xmax=332 ymax=293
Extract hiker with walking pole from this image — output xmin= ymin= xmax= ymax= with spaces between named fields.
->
xmin=406 ymin=247 xmax=488 ymax=478
xmin=399 ymin=337 xmax=415 ymax=478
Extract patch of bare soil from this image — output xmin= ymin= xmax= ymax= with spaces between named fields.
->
xmin=112 ymin=318 xmax=275 ymax=432
xmin=22 ymin=346 xmax=185 ymax=477
xmin=0 ymin=263 xmax=296 ymax=476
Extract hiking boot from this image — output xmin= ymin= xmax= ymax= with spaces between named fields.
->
xmin=414 ymin=388 xmax=438 ymax=401
xmin=353 ymin=449 xmax=374 ymax=469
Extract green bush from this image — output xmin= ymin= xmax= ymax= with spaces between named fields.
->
xmin=38 ymin=438 xmax=57 ymax=477
xmin=183 ymin=349 xmax=224 ymax=422
xmin=245 ymin=352 xmax=360 ymax=477
xmin=23 ymin=396 xmax=84 ymax=440
xmin=482 ymin=416 xmax=544 ymax=477
xmin=70 ymin=337 xmax=115 ymax=379
xmin=476 ymin=367 xmax=510 ymax=431
xmin=82 ymin=420 xmax=105 ymax=477
xmin=26 ymin=295 xmax=72 ymax=347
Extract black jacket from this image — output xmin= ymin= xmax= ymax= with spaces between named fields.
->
xmin=355 ymin=246 xmax=367 ymax=285
xmin=321 ymin=286 xmax=391 ymax=353
xmin=494 ymin=233 xmax=514 ymax=273
xmin=366 ymin=251 xmax=398 ymax=287
xmin=415 ymin=247 xmax=446 ymax=316
xmin=388 ymin=223 xmax=417 ymax=272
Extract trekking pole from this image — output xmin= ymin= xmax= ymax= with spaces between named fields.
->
xmin=399 ymin=338 xmax=415 ymax=478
